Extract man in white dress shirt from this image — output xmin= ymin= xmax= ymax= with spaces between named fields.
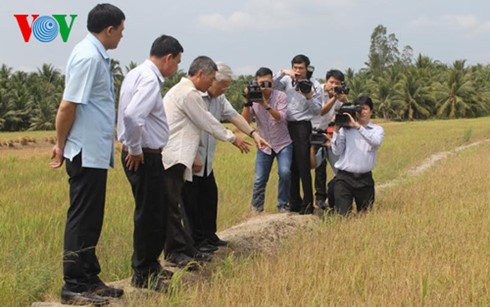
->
xmin=118 ymin=35 xmax=183 ymax=291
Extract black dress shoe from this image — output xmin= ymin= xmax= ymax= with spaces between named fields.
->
xmin=166 ymin=253 xmax=200 ymax=270
xmin=208 ymin=237 xmax=228 ymax=247
xmin=131 ymin=270 xmax=171 ymax=292
xmin=299 ymin=203 xmax=314 ymax=215
xmin=196 ymin=241 xmax=219 ymax=253
xmin=61 ymin=288 xmax=109 ymax=306
xmin=90 ymin=282 xmax=124 ymax=298
xmin=193 ymin=251 xmax=213 ymax=262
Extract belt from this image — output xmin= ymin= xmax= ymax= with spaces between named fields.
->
xmin=288 ymin=120 xmax=311 ymax=126
xmin=339 ymin=169 xmax=372 ymax=178
xmin=122 ymin=145 xmax=162 ymax=154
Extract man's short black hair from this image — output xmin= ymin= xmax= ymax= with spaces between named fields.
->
xmin=255 ymin=67 xmax=273 ymax=78
xmin=87 ymin=3 xmax=125 ymax=34
xmin=326 ymin=69 xmax=345 ymax=82
xmin=354 ymin=96 xmax=374 ymax=110
xmin=150 ymin=35 xmax=184 ymax=58
xmin=291 ymin=54 xmax=310 ymax=67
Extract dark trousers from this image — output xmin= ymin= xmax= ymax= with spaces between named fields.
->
xmin=327 ymin=177 xmax=336 ymax=210
xmin=122 ymin=151 xmax=167 ymax=278
xmin=163 ymin=164 xmax=196 ymax=257
xmin=314 ymin=145 xmax=327 ymax=204
xmin=63 ymin=153 xmax=107 ymax=292
xmin=334 ymin=170 xmax=375 ymax=216
xmin=287 ymin=121 xmax=313 ymax=213
xmin=182 ymin=171 xmax=218 ymax=245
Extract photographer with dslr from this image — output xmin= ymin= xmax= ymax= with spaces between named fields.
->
xmin=311 ymin=69 xmax=348 ymax=210
xmin=274 ymin=54 xmax=323 ymax=214
xmin=331 ymin=96 xmax=384 ymax=216
xmin=242 ymin=67 xmax=292 ymax=213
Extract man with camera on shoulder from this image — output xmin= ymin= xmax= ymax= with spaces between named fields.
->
xmin=331 ymin=96 xmax=384 ymax=216
xmin=311 ymin=69 xmax=348 ymax=210
xmin=273 ymin=54 xmax=323 ymax=214
xmin=242 ymin=67 xmax=292 ymax=213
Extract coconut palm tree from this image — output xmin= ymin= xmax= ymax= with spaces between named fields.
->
xmin=392 ymin=67 xmax=434 ymax=120
xmin=434 ymin=60 xmax=485 ymax=118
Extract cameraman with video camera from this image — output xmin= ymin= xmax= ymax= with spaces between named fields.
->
xmin=242 ymin=67 xmax=292 ymax=213
xmin=311 ymin=69 xmax=348 ymax=210
xmin=331 ymin=96 xmax=384 ymax=216
xmin=273 ymin=54 xmax=323 ymax=214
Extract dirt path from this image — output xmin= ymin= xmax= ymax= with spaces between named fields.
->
xmin=378 ymin=139 xmax=490 ymax=189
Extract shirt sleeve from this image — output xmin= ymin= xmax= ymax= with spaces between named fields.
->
xmin=220 ymin=96 xmax=239 ymax=121
xmin=272 ymin=71 xmax=288 ymax=91
xmin=273 ymin=91 xmax=288 ymax=122
xmin=306 ymin=82 xmax=323 ymax=116
xmin=182 ymin=91 xmax=236 ymax=143
xmin=331 ymin=129 xmax=346 ymax=156
xmin=358 ymin=125 xmax=384 ymax=149
xmin=122 ymin=75 xmax=162 ymax=155
xmin=63 ymin=56 xmax=98 ymax=104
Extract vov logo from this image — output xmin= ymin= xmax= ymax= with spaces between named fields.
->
xmin=14 ymin=14 xmax=78 ymax=43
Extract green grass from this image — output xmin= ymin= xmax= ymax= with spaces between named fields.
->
xmin=0 ymin=116 xmax=489 ymax=305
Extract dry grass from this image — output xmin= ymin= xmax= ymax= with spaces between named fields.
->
xmin=160 ymin=142 xmax=490 ymax=306
xmin=0 ymin=117 xmax=490 ymax=305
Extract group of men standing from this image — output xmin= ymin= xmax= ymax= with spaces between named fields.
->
xmin=49 ymin=3 xmax=384 ymax=306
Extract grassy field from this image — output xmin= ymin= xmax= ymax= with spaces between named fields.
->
xmin=0 ymin=117 xmax=489 ymax=306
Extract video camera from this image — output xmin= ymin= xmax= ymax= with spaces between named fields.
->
xmin=309 ymin=124 xmax=335 ymax=146
xmin=334 ymin=82 xmax=350 ymax=95
xmin=243 ymin=80 xmax=263 ymax=106
xmin=334 ymin=102 xmax=362 ymax=127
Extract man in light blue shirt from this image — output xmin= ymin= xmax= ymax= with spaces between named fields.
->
xmin=49 ymin=4 xmax=125 ymax=305
xmin=331 ymin=96 xmax=384 ymax=216
xmin=274 ymin=54 xmax=323 ymax=214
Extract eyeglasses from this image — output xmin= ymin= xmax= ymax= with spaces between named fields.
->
xmin=259 ymin=81 xmax=272 ymax=88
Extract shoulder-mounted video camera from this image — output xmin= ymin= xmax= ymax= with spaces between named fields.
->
xmin=334 ymin=102 xmax=362 ymax=127
xmin=243 ymin=80 xmax=263 ymax=107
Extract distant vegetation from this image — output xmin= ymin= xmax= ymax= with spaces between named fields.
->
xmin=1 ymin=25 xmax=489 ymax=131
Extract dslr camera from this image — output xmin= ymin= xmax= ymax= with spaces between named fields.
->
xmin=334 ymin=82 xmax=350 ymax=95
xmin=334 ymin=102 xmax=362 ymax=127
xmin=309 ymin=124 xmax=335 ymax=146
xmin=295 ymin=79 xmax=313 ymax=94
xmin=243 ymin=80 xmax=263 ymax=106
xmin=292 ymin=65 xmax=315 ymax=94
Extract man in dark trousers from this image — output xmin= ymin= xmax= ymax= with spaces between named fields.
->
xmin=273 ymin=54 xmax=323 ymax=214
xmin=331 ymin=96 xmax=384 ymax=215
xmin=50 ymin=4 xmax=125 ymax=305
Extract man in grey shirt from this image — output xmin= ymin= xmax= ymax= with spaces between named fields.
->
xmin=182 ymin=62 xmax=268 ymax=253
xmin=274 ymin=54 xmax=323 ymax=214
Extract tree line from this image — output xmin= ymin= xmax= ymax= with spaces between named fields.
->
xmin=0 ymin=25 xmax=489 ymax=131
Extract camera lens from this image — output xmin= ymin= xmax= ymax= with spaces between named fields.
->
xmin=259 ymin=81 xmax=272 ymax=88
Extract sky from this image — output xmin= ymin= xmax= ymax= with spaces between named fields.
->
xmin=1 ymin=0 xmax=489 ymax=77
